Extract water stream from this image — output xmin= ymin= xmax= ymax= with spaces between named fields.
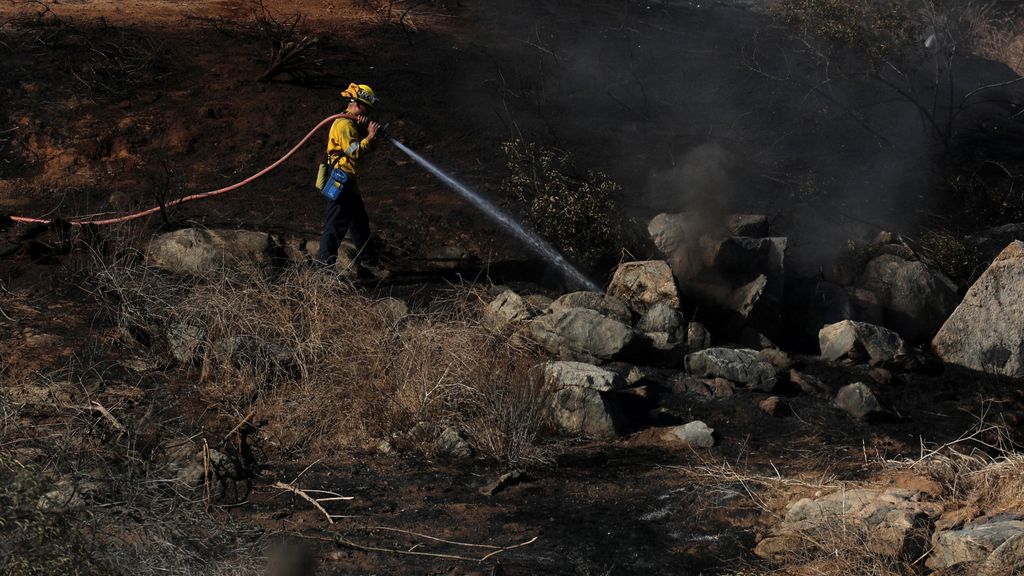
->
xmin=388 ymin=137 xmax=601 ymax=292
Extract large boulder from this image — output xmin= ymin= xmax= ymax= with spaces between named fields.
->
xmin=548 ymin=291 xmax=633 ymax=324
xmin=932 ymin=242 xmax=1024 ymax=378
xmin=857 ymin=253 xmax=959 ymax=341
xmin=647 ymin=212 xmax=773 ymax=257
xmin=527 ymin=308 xmax=640 ymax=363
xmin=819 ymin=320 xmax=907 ymax=366
xmin=684 ymin=347 xmax=778 ymax=391
xmin=543 ymin=361 xmax=626 ymax=438
xmin=607 ymin=261 xmax=680 ymax=312
xmin=147 ymin=228 xmax=284 ymax=274
xmin=637 ymin=301 xmax=686 ymax=341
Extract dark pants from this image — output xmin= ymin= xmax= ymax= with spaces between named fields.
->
xmin=317 ymin=180 xmax=372 ymax=267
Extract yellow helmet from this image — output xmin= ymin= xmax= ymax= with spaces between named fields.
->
xmin=341 ymin=83 xmax=377 ymax=108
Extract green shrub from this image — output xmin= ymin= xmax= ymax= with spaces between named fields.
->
xmin=500 ymin=139 xmax=640 ymax=273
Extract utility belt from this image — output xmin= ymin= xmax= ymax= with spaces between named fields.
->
xmin=315 ymin=154 xmax=354 ymax=201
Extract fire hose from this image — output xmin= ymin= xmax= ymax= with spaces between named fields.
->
xmin=4 ymin=113 xmax=600 ymax=291
xmin=6 ymin=113 xmax=363 ymax=227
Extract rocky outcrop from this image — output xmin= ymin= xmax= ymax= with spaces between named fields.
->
xmin=755 ymin=488 xmax=942 ymax=560
xmin=857 ymin=253 xmax=959 ymax=342
xmin=607 ymin=260 xmax=680 ymax=312
xmin=484 ymin=290 xmax=533 ymax=328
xmin=819 ymin=320 xmax=907 ymax=366
xmin=684 ymin=347 xmax=778 ymax=391
xmin=928 ymin=519 xmax=1024 ymax=572
xmin=543 ymin=361 xmax=626 ymax=438
xmin=637 ymin=301 xmax=686 ymax=341
xmin=932 ymin=241 xmax=1024 ymax=378
xmin=147 ymin=228 xmax=284 ymax=274
xmin=527 ymin=308 xmax=641 ymax=363
xmin=548 ymin=291 xmax=633 ymax=325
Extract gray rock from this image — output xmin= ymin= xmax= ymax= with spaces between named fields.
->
xmin=543 ymin=360 xmax=626 ymax=392
xmin=686 ymin=321 xmax=712 ymax=351
xmin=857 ymin=253 xmax=959 ymax=341
xmin=756 ymin=488 xmax=942 ymax=560
xmin=607 ymin=260 xmax=680 ymax=312
xmin=549 ymin=291 xmax=633 ymax=325
xmin=435 ymin=426 xmax=473 ymax=460
xmin=663 ymin=420 xmax=715 ymax=447
xmin=819 ymin=320 xmax=907 ymax=365
xmin=982 ymin=532 xmax=1024 ymax=575
xmin=724 ymin=274 xmax=767 ymax=318
xmin=544 ymin=361 xmax=625 ymax=438
xmin=684 ymin=347 xmax=778 ymax=391
xmin=647 ymin=212 xmax=772 ymax=258
xmin=527 ymin=308 xmax=640 ymax=363
xmin=147 ymin=228 xmax=283 ymax=275
xmin=728 ymin=214 xmax=773 ymax=237
xmin=835 ymin=382 xmax=881 ymax=419
xmin=485 ymin=290 xmax=532 ymax=327
xmin=933 ymin=242 xmax=1024 ymax=378
xmin=637 ymin=301 xmax=686 ymax=340
xmin=929 ymin=520 xmax=1024 ymax=570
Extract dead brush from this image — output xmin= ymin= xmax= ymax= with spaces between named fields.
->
xmin=679 ymin=456 xmax=922 ymax=575
xmin=114 ymin=260 xmax=552 ymax=464
xmin=887 ymin=412 xmax=1024 ymax=521
xmin=249 ymin=0 xmax=322 ymax=83
xmin=922 ymin=0 xmax=1024 ymax=75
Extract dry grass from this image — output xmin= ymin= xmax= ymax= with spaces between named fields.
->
xmin=90 ymin=249 xmax=553 ymax=467
xmin=927 ymin=0 xmax=1024 ymax=75
xmin=0 ymin=359 xmax=267 ymax=576
xmin=682 ymin=415 xmax=1024 ymax=575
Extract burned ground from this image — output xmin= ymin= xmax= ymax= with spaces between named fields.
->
xmin=6 ymin=0 xmax=1024 ymax=575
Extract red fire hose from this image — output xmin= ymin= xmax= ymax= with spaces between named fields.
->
xmin=6 ymin=113 xmax=361 ymax=226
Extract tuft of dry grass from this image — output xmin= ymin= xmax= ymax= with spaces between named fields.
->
xmin=90 ymin=248 xmax=553 ymax=467
xmin=682 ymin=413 xmax=1024 ymax=575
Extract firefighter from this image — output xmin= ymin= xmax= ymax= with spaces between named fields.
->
xmin=316 ymin=82 xmax=383 ymax=278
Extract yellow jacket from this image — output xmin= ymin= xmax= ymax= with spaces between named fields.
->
xmin=326 ymin=118 xmax=373 ymax=176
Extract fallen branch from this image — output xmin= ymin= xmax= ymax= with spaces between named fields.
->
xmin=270 ymin=481 xmax=353 ymax=525
xmin=334 ymin=534 xmax=539 ymax=562
xmin=89 ymin=400 xmax=127 ymax=434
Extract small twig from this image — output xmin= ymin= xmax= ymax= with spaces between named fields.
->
xmin=89 ymin=400 xmax=127 ymax=434
xmin=334 ymin=534 xmax=539 ymax=562
xmin=219 ymin=408 xmax=255 ymax=448
xmin=270 ymin=481 xmax=351 ymax=525
xmin=366 ymin=526 xmax=502 ymax=549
